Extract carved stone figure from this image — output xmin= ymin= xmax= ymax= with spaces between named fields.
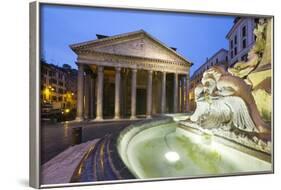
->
xmin=228 ymin=50 xmax=259 ymax=78
xmin=187 ymin=66 xmax=270 ymax=137
xmin=182 ymin=18 xmax=271 ymax=153
xmin=253 ymin=18 xmax=267 ymax=56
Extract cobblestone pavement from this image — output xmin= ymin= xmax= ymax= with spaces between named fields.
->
xmin=41 ymin=119 xmax=143 ymax=164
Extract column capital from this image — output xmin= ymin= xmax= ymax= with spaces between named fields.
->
xmin=131 ymin=68 xmax=137 ymax=73
xmin=115 ymin=67 xmax=121 ymax=72
xmin=97 ymin=66 xmax=104 ymax=72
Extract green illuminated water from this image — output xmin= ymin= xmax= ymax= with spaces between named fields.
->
xmin=124 ymin=122 xmax=271 ymax=179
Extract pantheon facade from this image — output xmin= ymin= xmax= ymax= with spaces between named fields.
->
xmin=70 ymin=30 xmax=192 ymax=121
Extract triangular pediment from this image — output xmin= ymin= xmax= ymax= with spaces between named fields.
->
xmin=70 ymin=30 xmax=191 ymax=65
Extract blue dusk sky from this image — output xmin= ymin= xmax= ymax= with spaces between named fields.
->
xmin=40 ymin=4 xmax=235 ymax=75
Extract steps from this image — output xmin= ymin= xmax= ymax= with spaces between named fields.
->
xmin=71 ymin=135 xmax=135 ymax=182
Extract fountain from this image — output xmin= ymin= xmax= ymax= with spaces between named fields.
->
xmin=117 ymin=18 xmax=272 ymax=179
xmin=66 ymin=18 xmax=272 ymax=183
xmin=117 ymin=116 xmax=271 ymax=179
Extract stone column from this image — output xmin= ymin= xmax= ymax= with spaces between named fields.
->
xmin=178 ymin=78 xmax=182 ymax=112
xmin=84 ymin=71 xmax=91 ymax=119
xmin=95 ymin=66 xmax=104 ymax=121
xmin=173 ymin=72 xmax=178 ymax=113
xmin=181 ymin=76 xmax=185 ymax=112
xmin=185 ymin=76 xmax=190 ymax=112
xmin=161 ymin=71 xmax=166 ymax=114
xmin=114 ymin=67 xmax=121 ymax=119
xmin=130 ymin=68 xmax=137 ymax=119
xmin=146 ymin=70 xmax=153 ymax=118
xmin=76 ymin=64 xmax=84 ymax=121
xmin=89 ymin=75 xmax=95 ymax=119
xmin=121 ymin=71 xmax=128 ymax=117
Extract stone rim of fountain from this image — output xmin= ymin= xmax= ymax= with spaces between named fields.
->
xmin=177 ymin=123 xmax=271 ymax=163
xmin=117 ymin=114 xmax=272 ymax=178
xmin=117 ymin=116 xmax=173 ymax=178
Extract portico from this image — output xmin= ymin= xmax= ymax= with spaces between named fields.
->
xmin=70 ymin=30 xmax=192 ymax=121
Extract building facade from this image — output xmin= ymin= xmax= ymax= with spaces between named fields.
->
xmin=188 ymin=48 xmax=228 ymax=111
xmin=226 ymin=17 xmax=257 ymax=66
xmin=70 ymin=30 xmax=192 ymax=121
xmin=41 ymin=62 xmax=77 ymax=110
xmin=186 ymin=17 xmax=260 ymax=112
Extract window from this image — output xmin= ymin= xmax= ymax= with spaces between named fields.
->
xmin=58 ymin=88 xmax=64 ymax=94
xmin=48 ymin=71 xmax=53 ymax=76
xmin=50 ymin=78 xmax=57 ymax=84
xmin=52 ymin=96 xmax=57 ymax=101
xmin=216 ymin=58 xmax=218 ymax=64
xmin=242 ymin=39 xmax=247 ymax=49
xmin=242 ymin=26 xmax=247 ymax=37
xmin=234 ymin=35 xmax=237 ymax=44
xmin=230 ymin=40 xmax=233 ymax=49
xmin=58 ymin=81 xmax=63 ymax=86
xmin=58 ymin=96 xmax=63 ymax=101
xmin=226 ymin=56 xmax=228 ymax=62
xmin=231 ymin=51 xmax=234 ymax=58
xmin=234 ymin=47 xmax=237 ymax=56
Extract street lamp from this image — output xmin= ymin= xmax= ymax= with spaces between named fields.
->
xmin=43 ymin=87 xmax=51 ymax=102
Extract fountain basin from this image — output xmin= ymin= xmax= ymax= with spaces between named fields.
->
xmin=117 ymin=116 xmax=272 ymax=179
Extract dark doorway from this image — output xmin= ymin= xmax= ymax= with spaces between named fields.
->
xmin=136 ymin=88 xmax=146 ymax=115
xmin=103 ymin=82 xmax=114 ymax=118
xmin=166 ymin=73 xmax=174 ymax=113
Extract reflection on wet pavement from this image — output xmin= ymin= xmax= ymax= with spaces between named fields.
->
xmin=41 ymin=120 xmax=141 ymax=164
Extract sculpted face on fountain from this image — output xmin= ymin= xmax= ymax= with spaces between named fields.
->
xmin=190 ymin=65 xmax=270 ymax=136
xmin=201 ymin=74 xmax=217 ymax=96
xmin=203 ymin=67 xmax=223 ymax=82
xmin=194 ymin=67 xmax=224 ymax=101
